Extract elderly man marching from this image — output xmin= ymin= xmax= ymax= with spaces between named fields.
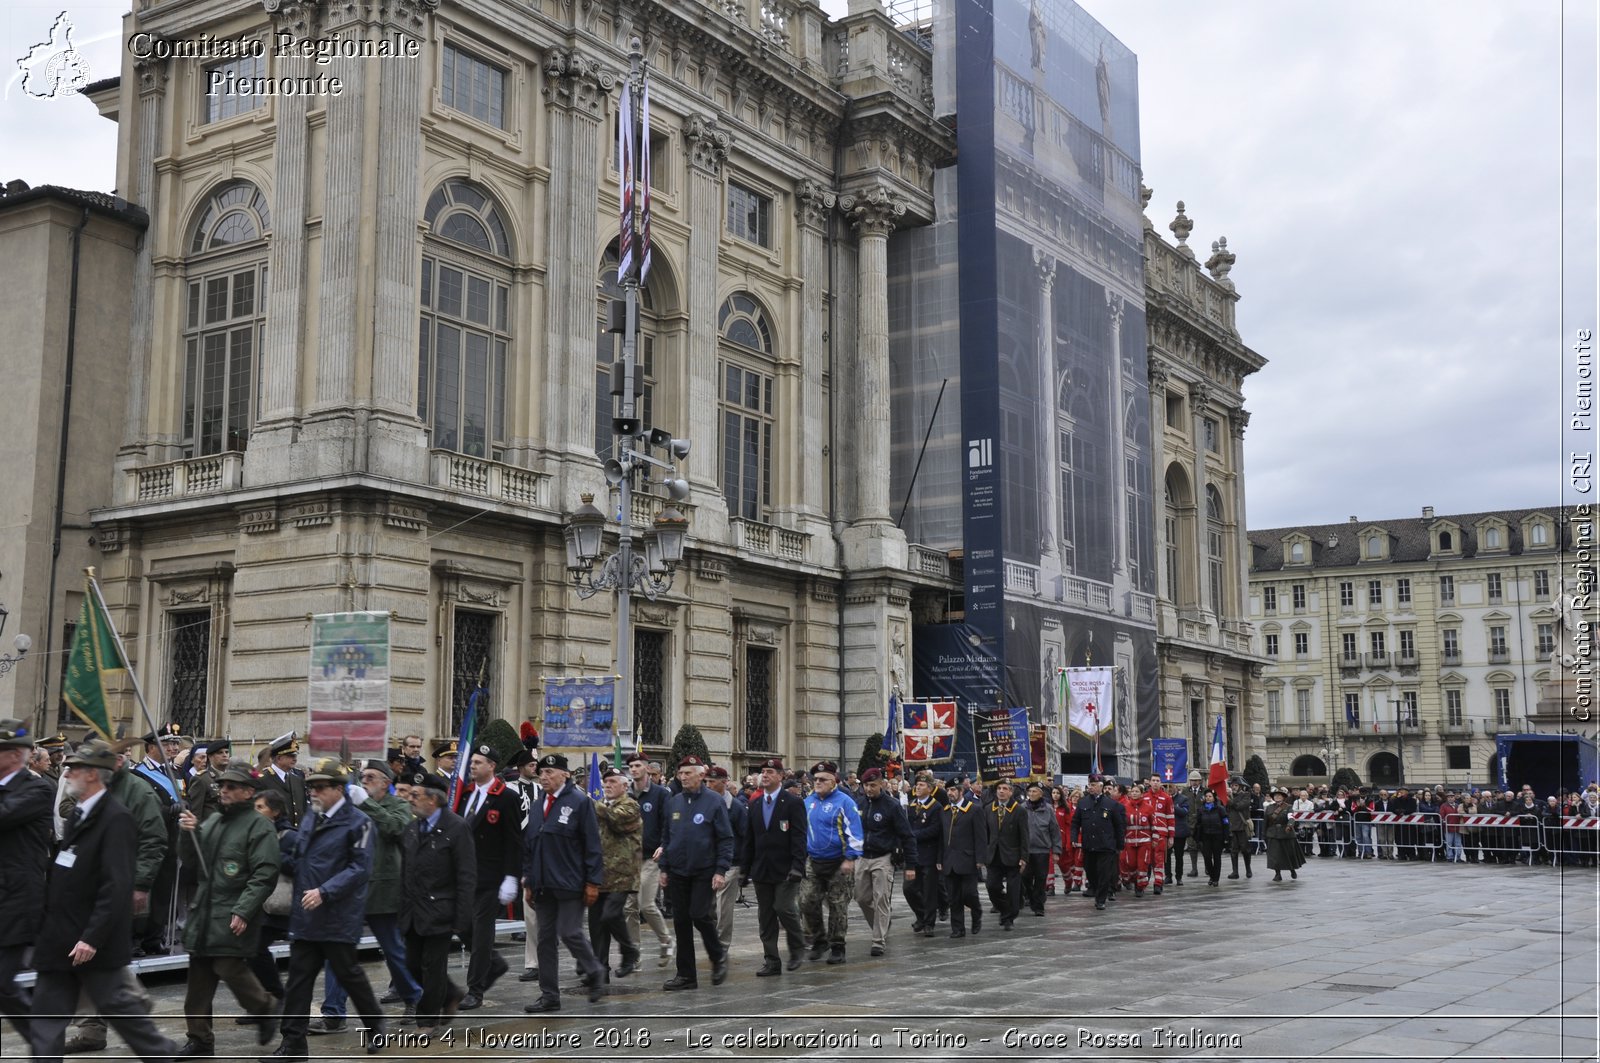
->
xmin=799 ymin=761 xmax=864 ymax=965
xmin=623 ymin=753 xmax=675 ymax=968
xmin=521 ymin=753 xmax=607 ymax=1014
xmin=742 ymin=757 xmax=808 ymax=975
xmin=590 ymin=766 xmax=643 ymax=981
xmin=853 ymin=767 xmax=917 ymax=957
xmin=175 ymin=766 xmax=282 ymax=1060
xmin=705 ymin=765 xmax=748 ymax=954
xmin=399 ymin=773 xmax=475 ymax=1034
xmin=656 ymin=756 xmax=733 ymax=991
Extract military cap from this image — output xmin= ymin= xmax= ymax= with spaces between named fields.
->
xmin=756 ymin=756 xmax=785 ymax=772
xmin=192 ymin=741 xmax=210 ymax=756
xmin=216 ymin=765 xmax=261 ymax=788
xmin=303 ymin=757 xmax=346 ymax=785
xmin=810 ymin=760 xmax=839 ymax=777
xmin=678 ymin=754 xmax=706 ymax=769
xmin=706 ymin=765 xmax=730 ymax=780
xmin=860 ymin=768 xmax=883 ymax=783
xmin=38 ymin=733 xmax=66 ymax=750
xmin=625 ymin=751 xmax=651 ymax=766
xmin=413 ymin=771 xmax=450 ymax=794
xmin=507 ymin=748 xmax=534 ymax=770
xmin=431 ymin=740 xmax=458 ymax=760
xmin=207 ymin=736 xmax=231 ymax=754
xmin=1230 ymin=776 xmax=1246 ymax=788
xmin=520 ymin=721 xmax=540 ymax=751
xmin=0 ymin=719 xmax=33 ymax=749
xmin=386 ymin=746 xmax=404 ymax=762
xmin=109 ymin=736 xmax=143 ymax=756
xmin=269 ymin=733 xmax=300 ymax=756
xmin=363 ymin=759 xmax=395 ymax=782
xmin=64 ymin=739 xmax=118 ymax=771
xmin=600 ymin=764 xmax=625 ymax=779
xmin=537 ymin=752 xmax=570 ymax=772
xmin=471 ymin=742 xmax=500 ymax=764
xmin=1188 ymin=769 xmax=1203 ymax=781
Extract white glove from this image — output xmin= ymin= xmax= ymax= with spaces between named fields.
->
xmin=347 ymin=783 xmax=368 ymax=806
xmin=497 ymin=875 xmax=518 ymax=905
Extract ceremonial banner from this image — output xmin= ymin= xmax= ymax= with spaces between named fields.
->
xmin=974 ymin=705 xmax=1030 ymax=784
xmin=900 ymin=700 xmax=957 ymax=764
xmin=1151 ymin=737 xmax=1188 ymax=785
xmin=1065 ymin=666 xmax=1114 ymax=739
xmin=542 ymin=677 xmax=617 ymax=751
xmin=62 ymin=579 xmax=126 ymax=742
xmin=308 ymin=612 xmax=390 ymax=757
xmin=1029 ymin=724 xmax=1049 ymax=778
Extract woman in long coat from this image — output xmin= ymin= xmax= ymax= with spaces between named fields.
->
xmin=1263 ymin=787 xmax=1306 ymax=881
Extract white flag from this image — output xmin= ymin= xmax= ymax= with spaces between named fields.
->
xmin=1065 ymin=666 xmax=1114 ymax=739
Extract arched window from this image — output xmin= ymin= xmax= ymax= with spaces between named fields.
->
xmin=183 ymin=180 xmax=271 ymax=456
xmin=1531 ymin=522 xmax=1549 ymax=546
xmin=1484 ymin=526 xmax=1501 ymax=549
xmin=1367 ymin=534 xmax=1383 ymax=557
xmin=419 ymin=179 xmax=513 ymax=457
xmin=595 ymin=244 xmax=658 ymax=461
xmin=1438 ymin=530 xmax=1453 ymax=551
xmin=1290 ymin=542 xmax=1305 ymax=563
xmin=718 ymin=292 xmax=777 ymax=521
xmin=1367 ymin=752 xmax=1400 ymax=787
xmin=1290 ymin=755 xmax=1326 ymax=777
xmin=1163 ymin=465 xmax=1191 ymax=607
xmin=1206 ymin=484 xmax=1227 ymax=616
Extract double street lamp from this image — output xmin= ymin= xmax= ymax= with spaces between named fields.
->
xmin=0 ymin=603 xmax=32 ymax=680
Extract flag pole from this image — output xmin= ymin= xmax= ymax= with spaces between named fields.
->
xmin=85 ymin=568 xmax=157 ymax=738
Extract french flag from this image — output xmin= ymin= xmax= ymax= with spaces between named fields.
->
xmin=1206 ymin=716 xmax=1230 ymax=800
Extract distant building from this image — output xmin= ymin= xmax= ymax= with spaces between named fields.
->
xmin=1247 ymin=506 xmax=1590 ymax=788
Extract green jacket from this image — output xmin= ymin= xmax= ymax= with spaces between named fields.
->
xmin=108 ymin=766 xmax=170 ymax=891
xmin=182 ymin=799 xmax=281 ymax=957
xmin=1227 ymin=789 xmax=1254 ymax=837
xmin=354 ymin=792 xmax=411 ymax=915
xmin=593 ymin=793 xmax=642 ymax=894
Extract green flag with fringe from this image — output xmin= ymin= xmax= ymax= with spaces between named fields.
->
xmin=62 ymin=582 xmax=124 ymax=741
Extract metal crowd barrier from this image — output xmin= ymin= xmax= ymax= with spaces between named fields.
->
xmin=1286 ymin=810 xmax=1599 ymax=863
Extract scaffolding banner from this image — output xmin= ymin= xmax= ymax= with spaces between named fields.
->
xmin=308 ymin=612 xmax=390 ymax=758
xmin=542 ymin=676 xmax=617 ymax=751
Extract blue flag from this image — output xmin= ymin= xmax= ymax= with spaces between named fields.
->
xmin=587 ymin=752 xmax=603 ymax=800
xmin=883 ymin=691 xmax=900 ymax=754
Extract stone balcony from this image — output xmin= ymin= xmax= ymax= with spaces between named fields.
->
xmin=428 ymin=451 xmax=549 ymax=510
xmin=123 ymin=452 xmax=243 ymax=505
xmin=729 ymin=517 xmax=810 ymax=564
xmin=1266 ymin=722 xmax=1327 ymax=742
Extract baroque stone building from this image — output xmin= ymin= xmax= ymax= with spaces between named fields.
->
xmin=1247 ymin=506 xmax=1588 ymax=788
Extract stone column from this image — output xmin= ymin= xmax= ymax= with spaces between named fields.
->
xmin=846 ymin=185 xmax=904 ymax=525
xmin=1147 ymin=358 xmax=1170 ymax=600
xmin=1034 ymin=250 xmax=1059 ymax=565
xmin=366 ymin=0 xmax=432 ymax=479
xmin=792 ymin=179 xmax=835 ymax=546
xmin=683 ymin=115 xmax=732 ymax=541
xmin=311 ymin=37 xmax=366 ymax=413
xmin=540 ymin=50 xmax=611 ymax=483
xmin=1229 ymin=408 xmax=1252 ymax=622
xmin=118 ymin=51 xmax=169 ymax=468
xmin=1106 ymin=291 xmax=1128 ymax=577
xmin=1190 ymin=380 xmax=1213 ymax=615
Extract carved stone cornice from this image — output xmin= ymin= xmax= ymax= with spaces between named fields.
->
xmin=315 ymin=0 xmax=435 ymax=31
xmin=841 ymin=184 xmax=906 ymax=238
xmin=684 ymin=114 xmax=733 ymax=175
xmin=542 ymin=48 xmax=616 ymax=117
xmin=795 ymin=179 xmax=837 ymax=233
xmin=261 ymin=0 xmax=323 ymax=37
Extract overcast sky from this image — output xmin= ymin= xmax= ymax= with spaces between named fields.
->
xmin=5 ymin=1 xmax=1593 ymax=531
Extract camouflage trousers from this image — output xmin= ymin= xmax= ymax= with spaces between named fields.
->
xmin=798 ymin=858 xmax=854 ymax=949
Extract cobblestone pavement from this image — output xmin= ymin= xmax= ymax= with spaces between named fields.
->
xmin=6 ymin=857 xmax=1596 ymax=1062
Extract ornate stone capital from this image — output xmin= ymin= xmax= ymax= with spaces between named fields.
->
xmin=261 ymin=0 xmax=323 ymax=37
xmin=1033 ymin=248 xmax=1057 ymax=290
xmin=1104 ymin=290 xmax=1125 ymax=328
xmin=795 ymin=179 xmax=837 ymax=233
xmin=542 ymin=48 xmax=615 ymax=117
xmin=1190 ymin=381 xmax=1214 ymax=411
xmin=1229 ymin=408 xmax=1251 ymax=438
xmin=134 ymin=45 xmax=170 ymax=94
xmin=1147 ymin=360 xmax=1170 ymax=391
xmin=684 ymin=114 xmax=732 ymax=176
xmin=841 ymin=185 xmax=906 ymax=238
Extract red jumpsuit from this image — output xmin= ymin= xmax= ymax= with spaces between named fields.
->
xmin=1055 ymin=803 xmax=1083 ymax=893
xmin=1147 ymin=786 xmax=1174 ymax=892
xmin=1120 ymin=793 xmax=1153 ymax=893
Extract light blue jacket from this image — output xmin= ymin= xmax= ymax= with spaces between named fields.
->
xmin=803 ymin=788 xmax=864 ymax=861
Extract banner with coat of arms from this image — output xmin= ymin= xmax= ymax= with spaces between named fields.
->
xmin=898 ymin=700 xmax=957 ymax=764
xmin=541 ymin=676 xmax=617 ymax=751
xmin=307 ymin=612 xmax=390 ymax=758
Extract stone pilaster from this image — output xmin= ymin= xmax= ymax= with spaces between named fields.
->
xmin=1106 ymin=291 xmax=1128 ymax=577
xmin=838 ymin=185 xmax=906 ymax=571
xmin=683 ymin=114 xmax=733 ymax=542
xmin=1229 ymin=408 xmax=1251 ymax=621
xmin=1147 ymin=356 xmax=1170 ymax=599
xmin=1034 ymin=250 xmax=1059 ymax=564
xmin=118 ymin=50 xmax=169 ymax=469
xmin=1190 ymin=380 xmax=1213 ymax=615
xmin=540 ymin=49 xmax=612 ymax=493
xmin=311 ymin=31 xmax=365 ymax=414
xmin=790 ymin=178 xmax=835 ymax=555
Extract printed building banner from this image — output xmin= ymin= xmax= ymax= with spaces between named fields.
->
xmin=1151 ymin=737 xmax=1189 ymax=785
xmin=542 ymin=677 xmax=617 ymax=751
xmin=974 ymin=705 xmax=1030 ymax=783
xmin=900 ymin=700 xmax=958 ymax=764
xmin=308 ymin=612 xmax=390 ymax=758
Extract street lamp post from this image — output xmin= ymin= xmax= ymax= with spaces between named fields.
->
xmin=0 ymin=603 xmax=32 ymax=680
xmin=1390 ymin=698 xmax=1404 ymax=786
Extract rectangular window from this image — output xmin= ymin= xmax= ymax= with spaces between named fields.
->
xmin=1292 ymin=584 xmax=1306 ymax=611
xmin=1401 ymin=691 xmax=1418 ymax=725
xmin=1442 ymin=628 xmax=1460 ymax=661
xmin=441 ymin=43 xmax=506 ymax=128
xmin=1446 ymin=745 xmax=1471 ymax=771
xmin=744 ymin=646 xmax=775 ymax=751
xmin=1368 ymin=579 xmax=1383 ymax=607
xmin=1293 ymin=631 xmax=1309 ymax=658
xmin=1369 ymin=631 xmax=1386 ymax=658
xmin=1487 ymin=572 xmax=1503 ymax=603
xmin=720 ymin=361 xmax=775 ymax=520
xmin=1493 ymin=688 xmax=1512 ymax=723
xmin=1208 ymin=529 xmax=1226 ymax=616
xmin=1534 ymin=569 xmax=1550 ymax=599
xmin=419 ymin=256 xmax=511 ymax=457
xmin=202 ymin=55 xmax=266 ymax=124
xmin=1339 ymin=581 xmax=1354 ymax=608
xmin=1344 ymin=692 xmax=1361 ymax=728
xmin=1164 ymin=514 xmax=1180 ymax=604
xmin=727 ymin=181 xmax=772 ymax=247
xmin=1341 ymin=632 xmax=1358 ymax=662
xmin=1489 ymin=625 xmax=1508 ymax=657
xmin=1266 ymin=689 xmax=1282 ymax=728
xmin=1165 ymin=393 xmax=1183 ymax=428
xmin=168 ymin=610 xmax=212 ymax=737
xmin=1263 ymin=633 xmax=1278 ymax=658
xmin=1439 ymin=574 xmax=1455 ymax=603
xmin=1537 ymin=623 xmax=1555 ymax=657
xmin=183 ymin=267 xmax=264 ymax=455
xmin=1295 ymin=688 xmax=1312 ymax=724
xmin=449 ymin=610 xmax=496 ymax=736
xmin=1203 ymin=416 xmax=1219 ymax=452
xmin=1262 ymin=586 xmax=1277 ymax=613
xmin=1445 ymin=689 xmax=1463 ymax=726
xmin=1396 ymin=577 xmax=1411 ymax=605
xmin=1399 ymin=629 xmax=1416 ymax=659
xmin=634 ymin=629 xmax=666 ymax=746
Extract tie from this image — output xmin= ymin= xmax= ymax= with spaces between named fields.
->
xmin=469 ymin=791 xmax=483 ymax=819
xmin=66 ymin=807 xmax=83 ymax=834
xmin=543 ymin=794 xmax=554 ymax=820
xmin=764 ymin=794 xmax=774 ymax=828
xmin=420 ymin=818 xmax=430 ymax=835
